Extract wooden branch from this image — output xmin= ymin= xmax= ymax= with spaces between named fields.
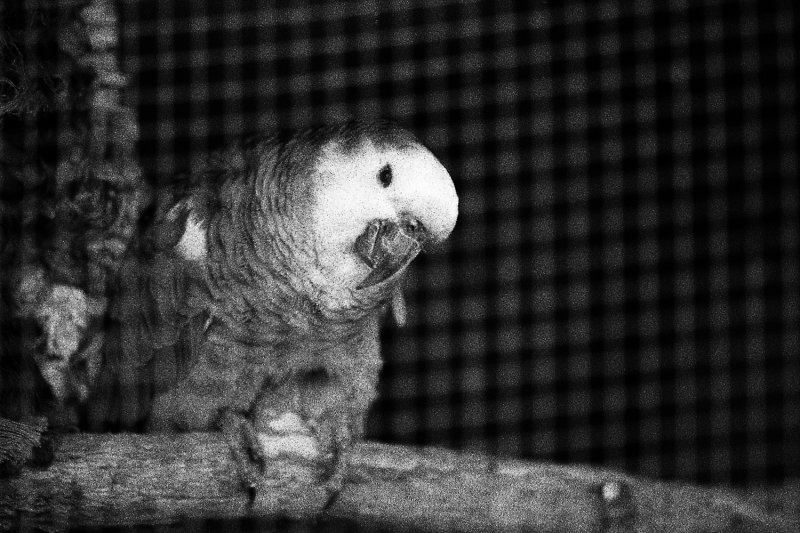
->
xmin=1 ymin=432 xmax=798 ymax=532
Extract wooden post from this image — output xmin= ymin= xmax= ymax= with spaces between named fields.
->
xmin=1 ymin=432 xmax=798 ymax=532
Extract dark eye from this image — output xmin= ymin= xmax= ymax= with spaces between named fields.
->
xmin=378 ymin=164 xmax=393 ymax=187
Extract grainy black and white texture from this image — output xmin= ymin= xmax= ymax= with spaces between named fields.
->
xmin=3 ymin=0 xmax=799 ymax=490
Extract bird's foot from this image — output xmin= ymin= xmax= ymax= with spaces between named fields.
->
xmin=250 ymin=411 xmax=345 ymax=515
xmin=219 ymin=410 xmax=267 ymax=499
xmin=305 ymin=415 xmax=353 ymax=511
xmin=255 ymin=412 xmax=322 ymax=463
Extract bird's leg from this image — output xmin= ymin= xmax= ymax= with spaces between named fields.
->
xmin=247 ymin=379 xmax=345 ymax=516
xmin=303 ymin=404 xmax=351 ymax=510
xmin=251 ymin=378 xmax=322 ymax=466
xmin=218 ymin=409 xmax=265 ymax=499
xmin=296 ymin=355 xmax=382 ymax=508
xmin=147 ymin=339 xmax=272 ymax=496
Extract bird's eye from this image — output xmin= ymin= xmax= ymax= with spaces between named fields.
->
xmin=378 ymin=164 xmax=393 ymax=187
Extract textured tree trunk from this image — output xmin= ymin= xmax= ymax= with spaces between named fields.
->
xmin=0 ymin=432 xmax=798 ymax=532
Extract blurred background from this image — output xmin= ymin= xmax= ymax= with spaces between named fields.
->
xmin=4 ymin=0 xmax=799 ymax=488
xmin=118 ymin=0 xmax=799 ymax=486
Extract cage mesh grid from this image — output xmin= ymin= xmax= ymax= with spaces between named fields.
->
xmin=112 ymin=0 xmax=800 ymax=485
xmin=2 ymin=0 xmax=797 ymax=488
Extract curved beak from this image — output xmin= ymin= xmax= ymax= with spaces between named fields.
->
xmin=354 ymin=218 xmax=427 ymax=289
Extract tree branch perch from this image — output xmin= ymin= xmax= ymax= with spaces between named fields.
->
xmin=1 ymin=432 xmax=798 ymax=532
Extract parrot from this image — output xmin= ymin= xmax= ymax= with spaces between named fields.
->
xmin=99 ymin=120 xmax=458 ymax=503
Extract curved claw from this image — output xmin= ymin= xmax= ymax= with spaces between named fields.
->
xmin=219 ymin=411 xmax=265 ymax=499
xmin=323 ymin=485 xmax=343 ymax=512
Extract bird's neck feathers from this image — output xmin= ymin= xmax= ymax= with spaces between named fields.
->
xmin=198 ymin=179 xmax=395 ymax=344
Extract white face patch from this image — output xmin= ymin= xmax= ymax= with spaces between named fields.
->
xmin=174 ymin=211 xmax=208 ymax=261
xmin=309 ymin=139 xmax=458 ymax=290
xmin=382 ymin=146 xmax=459 ymax=240
xmin=311 ymin=140 xmax=396 ymax=287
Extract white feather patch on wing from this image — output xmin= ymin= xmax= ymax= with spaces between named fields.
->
xmin=174 ymin=211 xmax=207 ymax=261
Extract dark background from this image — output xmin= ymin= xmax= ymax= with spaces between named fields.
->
xmin=8 ymin=0 xmax=798 ymax=488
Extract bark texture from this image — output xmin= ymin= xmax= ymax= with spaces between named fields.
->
xmin=1 ymin=432 xmax=798 ymax=532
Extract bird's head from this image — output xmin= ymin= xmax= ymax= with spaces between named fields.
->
xmin=283 ymin=121 xmax=458 ymax=311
